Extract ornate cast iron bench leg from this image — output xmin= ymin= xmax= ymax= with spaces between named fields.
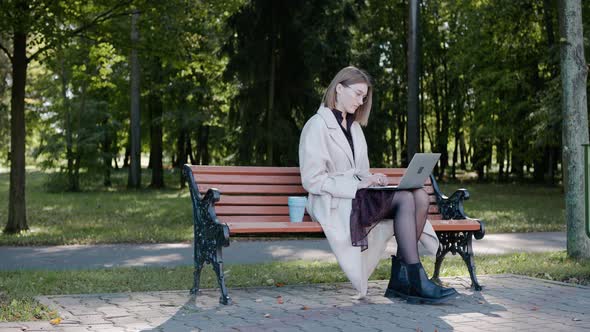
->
xmin=434 ymin=231 xmax=483 ymax=291
xmin=190 ymin=257 xmax=204 ymax=295
xmin=212 ymin=246 xmax=231 ymax=304
xmin=458 ymin=233 xmax=482 ymax=291
xmin=432 ymin=245 xmax=451 ymax=285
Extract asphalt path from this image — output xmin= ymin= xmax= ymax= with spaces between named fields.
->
xmin=0 ymin=232 xmax=565 ymax=270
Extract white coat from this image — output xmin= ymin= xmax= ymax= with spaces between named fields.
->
xmin=298 ymin=105 xmax=439 ymax=296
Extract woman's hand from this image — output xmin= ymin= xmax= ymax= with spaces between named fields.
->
xmin=357 ymin=173 xmax=388 ymax=189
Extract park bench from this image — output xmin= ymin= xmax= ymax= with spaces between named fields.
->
xmin=183 ymin=165 xmax=485 ymax=304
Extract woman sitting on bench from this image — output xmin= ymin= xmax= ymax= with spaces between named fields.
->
xmin=298 ymin=66 xmax=457 ymax=304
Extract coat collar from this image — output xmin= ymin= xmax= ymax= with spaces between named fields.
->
xmin=318 ymin=105 xmax=340 ymax=129
xmin=317 ymin=105 xmax=356 ymax=167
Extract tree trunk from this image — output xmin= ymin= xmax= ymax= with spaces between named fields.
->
xmin=440 ymin=66 xmax=450 ymax=178
xmin=266 ymin=11 xmax=277 ymax=166
xmin=102 ymin=113 xmax=112 ymax=187
xmin=398 ymin=113 xmax=407 ymax=166
xmin=177 ymin=128 xmax=187 ymax=188
xmin=431 ymin=62 xmax=442 ymax=176
xmin=148 ymin=62 xmax=164 ymax=189
xmin=497 ymin=139 xmax=505 ymax=181
xmin=391 ymin=112 xmax=398 ymax=167
xmin=5 ymin=31 xmax=28 ymax=234
xmin=196 ymin=124 xmax=210 ymax=165
xmin=128 ymin=10 xmax=141 ymax=189
xmin=123 ymin=144 xmax=130 ymax=168
xmin=71 ymin=82 xmax=86 ymax=192
xmin=559 ymin=0 xmax=590 ymax=258
xmin=459 ymin=131 xmax=467 ymax=170
xmin=187 ymin=137 xmax=196 ymax=165
xmin=452 ymin=134 xmax=458 ymax=179
xmin=59 ymin=53 xmax=76 ymax=191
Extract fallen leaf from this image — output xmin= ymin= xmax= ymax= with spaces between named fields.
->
xmin=264 ymin=313 xmax=271 ymax=318
xmin=531 ymin=306 xmax=539 ymax=311
xmin=477 ymin=300 xmax=485 ymax=304
xmin=301 ymin=305 xmax=310 ymax=310
xmin=49 ymin=318 xmax=62 ymax=325
xmin=275 ymin=282 xmax=285 ymax=287
xmin=276 ymin=296 xmax=284 ymax=304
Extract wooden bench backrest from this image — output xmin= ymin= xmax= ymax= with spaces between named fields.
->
xmin=187 ymin=165 xmax=442 ymax=224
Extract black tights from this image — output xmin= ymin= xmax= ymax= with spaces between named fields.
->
xmin=390 ymin=189 xmax=430 ymax=264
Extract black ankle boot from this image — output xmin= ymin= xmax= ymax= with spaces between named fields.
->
xmin=384 ymin=255 xmax=409 ymax=298
xmin=405 ymin=262 xmax=458 ymax=304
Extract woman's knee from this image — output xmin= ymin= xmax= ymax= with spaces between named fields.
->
xmin=412 ymin=188 xmax=429 ymax=204
xmin=392 ymin=190 xmax=414 ymax=207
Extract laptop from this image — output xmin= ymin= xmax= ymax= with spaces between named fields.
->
xmin=368 ymin=153 xmax=441 ymax=190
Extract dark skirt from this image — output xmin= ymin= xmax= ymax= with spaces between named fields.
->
xmin=350 ymin=188 xmax=396 ymax=251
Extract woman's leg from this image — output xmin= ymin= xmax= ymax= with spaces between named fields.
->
xmin=388 ymin=189 xmax=458 ymax=303
xmin=391 ymin=191 xmax=420 ymax=264
xmin=411 ymin=188 xmax=430 ymax=241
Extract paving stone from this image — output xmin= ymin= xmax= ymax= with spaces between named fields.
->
xmin=4 ymin=275 xmax=582 ymax=331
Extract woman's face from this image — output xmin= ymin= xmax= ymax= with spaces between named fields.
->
xmin=336 ymin=82 xmax=368 ymax=114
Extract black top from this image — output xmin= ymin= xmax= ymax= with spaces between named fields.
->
xmin=331 ymin=109 xmax=355 ymax=159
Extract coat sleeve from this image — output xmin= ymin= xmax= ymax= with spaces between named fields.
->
xmin=299 ymin=117 xmax=359 ymax=199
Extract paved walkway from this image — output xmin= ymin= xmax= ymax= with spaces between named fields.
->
xmin=0 ymin=232 xmax=565 ymax=270
xmin=1 ymin=274 xmax=588 ymax=331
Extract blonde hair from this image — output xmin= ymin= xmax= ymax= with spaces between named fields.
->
xmin=322 ymin=66 xmax=373 ymax=126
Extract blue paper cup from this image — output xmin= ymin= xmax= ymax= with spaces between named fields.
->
xmin=288 ymin=196 xmax=307 ymax=223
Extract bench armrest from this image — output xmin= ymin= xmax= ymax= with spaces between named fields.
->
xmin=184 ymin=165 xmax=230 ymax=247
xmin=202 ymin=188 xmax=230 ymax=246
xmin=429 ymin=175 xmax=485 ymax=239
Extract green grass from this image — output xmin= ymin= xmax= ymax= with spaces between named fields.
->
xmin=0 ymin=169 xmax=194 ymax=246
xmin=0 ymin=170 xmax=565 ymax=246
xmin=439 ymin=181 xmax=565 ymax=233
xmin=1 ymin=251 xmax=589 ymax=322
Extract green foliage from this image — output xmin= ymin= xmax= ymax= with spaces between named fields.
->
xmin=223 ymin=0 xmax=359 ymax=166
xmin=0 ymin=0 xmax=587 ymax=192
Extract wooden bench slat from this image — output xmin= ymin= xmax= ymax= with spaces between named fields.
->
xmin=226 ymin=219 xmax=480 ymax=234
xmin=200 ymin=184 xmax=435 ymax=195
xmin=228 ymin=222 xmax=323 ymax=233
xmin=191 ymin=166 xmax=301 ymax=175
xmin=195 ymin=174 xmax=303 ymax=185
xmin=217 ymin=194 xmax=438 ymax=206
xmin=190 ymin=166 xmax=431 ymax=184
xmin=199 ymin=184 xmax=307 ymax=195
xmin=195 ymin=174 xmax=420 ymax=186
xmin=218 ymin=196 xmax=292 ymax=205
xmin=214 ymin=205 xmax=440 ymax=215
xmin=429 ymin=219 xmax=482 ymax=231
xmin=191 ymin=166 xmax=411 ymax=174
xmin=219 ymin=215 xmax=314 ymax=222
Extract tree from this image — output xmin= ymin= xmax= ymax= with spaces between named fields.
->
xmin=558 ymin=0 xmax=590 ymax=258
xmin=128 ymin=10 xmax=141 ymax=189
xmin=0 ymin=0 xmax=131 ymax=233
